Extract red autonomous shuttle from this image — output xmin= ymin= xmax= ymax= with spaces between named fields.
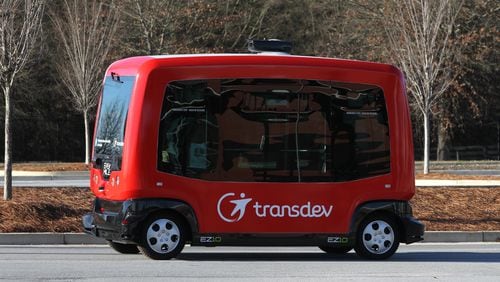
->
xmin=83 ymin=41 xmax=424 ymax=260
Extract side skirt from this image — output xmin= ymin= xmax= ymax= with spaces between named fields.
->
xmin=192 ymin=233 xmax=354 ymax=247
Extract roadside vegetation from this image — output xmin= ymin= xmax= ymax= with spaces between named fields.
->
xmin=0 ymin=0 xmax=497 ymax=166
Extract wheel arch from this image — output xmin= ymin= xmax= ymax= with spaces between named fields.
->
xmin=350 ymin=200 xmax=410 ymax=242
xmin=125 ymin=198 xmax=199 ymax=241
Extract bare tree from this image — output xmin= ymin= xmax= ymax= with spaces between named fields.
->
xmin=52 ymin=0 xmax=120 ymax=164
xmin=383 ymin=0 xmax=463 ymax=174
xmin=214 ymin=0 xmax=270 ymax=51
xmin=124 ymin=0 xmax=181 ymax=55
xmin=0 ymin=0 xmax=44 ymax=200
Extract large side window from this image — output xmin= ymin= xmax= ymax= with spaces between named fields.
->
xmin=158 ymin=79 xmax=390 ymax=182
xmin=157 ymin=81 xmax=218 ymax=179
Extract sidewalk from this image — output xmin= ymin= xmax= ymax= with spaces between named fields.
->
xmin=0 ymin=231 xmax=498 ymax=245
xmin=0 ymin=170 xmax=88 ymax=180
xmin=416 ymin=179 xmax=500 ymax=187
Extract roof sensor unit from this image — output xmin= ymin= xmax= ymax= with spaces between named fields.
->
xmin=248 ymin=39 xmax=292 ymax=54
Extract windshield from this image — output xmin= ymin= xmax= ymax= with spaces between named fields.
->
xmin=93 ymin=75 xmax=134 ymax=172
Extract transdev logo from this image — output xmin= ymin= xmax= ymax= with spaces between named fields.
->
xmin=217 ymin=192 xmax=333 ymax=223
xmin=217 ymin=193 xmax=253 ymax=222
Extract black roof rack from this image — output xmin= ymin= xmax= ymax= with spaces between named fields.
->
xmin=248 ymin=39 xmax=292 ymax=54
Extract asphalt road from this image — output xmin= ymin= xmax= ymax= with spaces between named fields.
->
xmin=0 ymin=243 xmax=498 ymax=281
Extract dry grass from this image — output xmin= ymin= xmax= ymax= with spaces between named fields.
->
xmin=0 ymin=187 xmax=498 ymax=232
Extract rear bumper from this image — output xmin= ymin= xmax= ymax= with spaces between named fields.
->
xmin=401 ymin=215 xmax=425 ymax=244
xmin=82 ymin=198 xmax=143 ymax=243
xmin=83 ymin=197 xmax=199 ymax=244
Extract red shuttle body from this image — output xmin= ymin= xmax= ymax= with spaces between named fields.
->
xmin=84 ymin=52 xmax=424 ymax=260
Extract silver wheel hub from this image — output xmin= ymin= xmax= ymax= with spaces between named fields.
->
xmin=362 ymin=220 xmax=394 ymax=255
xmin=146 ymin=218 xmax=180 ymax=254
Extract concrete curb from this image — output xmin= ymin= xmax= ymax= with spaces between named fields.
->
xmin=423 ymin=231 xmax=500 ymax=243
xmin=0 ymin=231 xmax=498 ymax=245
xmin=0 ymin=233 xmax=106 ymax=245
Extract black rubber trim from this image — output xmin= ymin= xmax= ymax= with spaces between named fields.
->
xmin=192 ymin=233 xmax=353 ymax=247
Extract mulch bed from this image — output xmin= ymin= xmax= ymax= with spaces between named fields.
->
xmin=0 ymin=187 xmax=498 ymax=233
xmin=411 ymin=187 xmax=500 ymax=231
xmin=0 ymin=188 xmax=92 ymax=232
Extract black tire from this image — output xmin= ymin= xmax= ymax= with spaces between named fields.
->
xmin=354 ymin=214 xmax=400 ymax=260
xmin=319 ymin=246 xmax=353 ymax=254
xmin=108 ymin=241 xmax=140 ymax=254
xmin=137 ymin=212 xmax=187 ymax=260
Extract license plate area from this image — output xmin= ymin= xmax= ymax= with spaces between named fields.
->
xmin=103 ymin=162 xmax=112 ymax=178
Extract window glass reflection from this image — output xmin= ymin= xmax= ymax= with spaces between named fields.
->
xmin=158 ymin=79 xmax=390 ymax=182
xmin=94 ymin=76 xmax=134 ymax=158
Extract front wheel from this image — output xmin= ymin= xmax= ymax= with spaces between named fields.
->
xmin=138 ymin=212 xmax=186 ymax=260
xmin=354 ymin=215 xmax=400 ymax=260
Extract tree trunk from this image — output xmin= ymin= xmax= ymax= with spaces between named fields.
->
xmin=437 ymin=120 xmax=450 ymax=161
xmin=84 ymin=110 xmax=90 ymax=165
xmin=3 ymin=85 xmax=12 ymax=200
xmin=423 ymin=111 xmax=430 ymax=174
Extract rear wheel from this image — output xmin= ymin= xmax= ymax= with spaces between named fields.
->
xmin=354 ymin=214 xmax=399 ymax=260
xmin=138 ymin=212 xmax=186 ymax=260
xmin=319 ymin=246 xmax=352 ymax=254
xmin=107 ymin=241 xmax=140 ymax=254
